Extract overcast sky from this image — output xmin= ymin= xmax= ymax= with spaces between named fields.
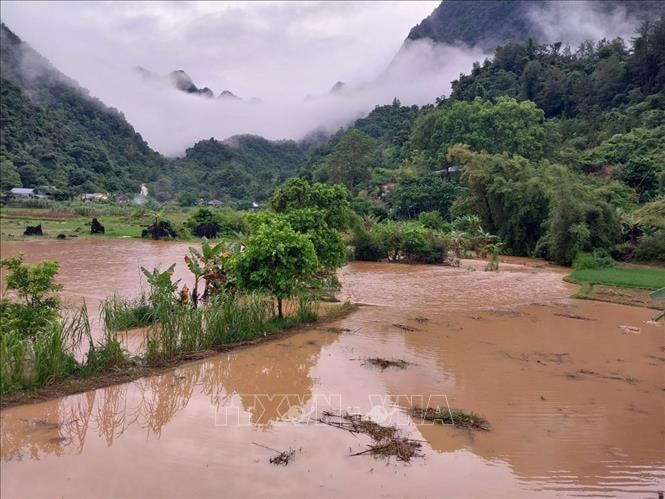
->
xmin=0 ymin=1 xmax=644 ymax=156
xmin=2 ymin=1 xmax=439 ymax=99
xmin=1 ymin=1 xmax=456 ymax=154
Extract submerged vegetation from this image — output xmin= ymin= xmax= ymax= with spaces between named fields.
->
xmin=410 ymin=407 xmax=490 ymax=431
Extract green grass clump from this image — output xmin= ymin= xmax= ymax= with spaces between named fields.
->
xmin=101 ymin=294 xmax=154 ymax=331
xmin=144 ymin=294 xmax=274 ymax=364
xmin=567 ymin=267 xmax=665 ymax=290
xmin=410 ymin=407 xmax=490 ymax=431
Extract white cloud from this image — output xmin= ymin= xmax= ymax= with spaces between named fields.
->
xmin=2 ymin=1 xmax=642 ymax=156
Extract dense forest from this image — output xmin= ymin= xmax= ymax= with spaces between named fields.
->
xmin=302 ymin=16 xmax=665 ymax=264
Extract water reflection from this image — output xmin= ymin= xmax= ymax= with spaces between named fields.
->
xmin=1 ymin=330 xmax=337 ymax=460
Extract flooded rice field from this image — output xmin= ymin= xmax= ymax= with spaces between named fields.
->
xmin=1 ymin=240 xmax=664 ymax=497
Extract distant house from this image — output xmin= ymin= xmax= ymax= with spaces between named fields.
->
xmin=432 ymin=165 xmax=463 ymax=180
xmin=9 ymin=188 xmax=35 ymax=198
xmin=80 ymin=193 xmax=109 ymax=202
xmin=116 ymin=195 xmax=130 ymax=204
xmin=207 ymin=199 xmax=223 ymax=207
xmin=251 ymin=201 xmax=260 ymax=210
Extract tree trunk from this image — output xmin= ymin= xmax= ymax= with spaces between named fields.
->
xmin=277 ymin=298 xmax=283 ymax=318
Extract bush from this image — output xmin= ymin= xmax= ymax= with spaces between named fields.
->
xmin=187 ymin=208 xmax=247 ymax=239
xmin=418 ymin=211 xmax=445 ymax=230
xmin=0 ymin=255 xmax=62 ymax=338
xmin=350 ymin=225 xmax=387 ymax=261
xmin=573 ymin=249 xmax=616 ymax=270
xmin=634 ymin=233 xmax=665 ymax=262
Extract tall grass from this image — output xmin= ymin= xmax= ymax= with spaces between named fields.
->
xmin=145 ymin=294 xmax=273 ymax=363
xmin=101 ymin=294 xmax=153 ymax=331
xmin=0 ymin=303 xmax=129 ymax=395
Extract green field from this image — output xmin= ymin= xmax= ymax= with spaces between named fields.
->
xmin=567 ymin=267 xmax=665 ymax=290
xmin=0 ymin=207 xmax=196 ymax=241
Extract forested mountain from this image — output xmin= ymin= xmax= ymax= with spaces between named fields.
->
xmin=0 ymin=23 xmax=302 ymax=200
xmin=406 ymin=0 xmax=665 ymax=49
xmin=156 ymin=135 xmax=307 ymax=206
xmin=0 ymin=23 xmax=165 ymax=194
xmin=305 ymin=16 xmax=665 ymax=263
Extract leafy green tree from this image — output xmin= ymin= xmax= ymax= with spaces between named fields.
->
xmin=0 ymin=255 xmax=63 ymax=338
xmin=452 ymin=149 xmax=550 ymax=255
xmin=284 ymin=208 xmax=346 ymax=269
xmin=386 ymin=177 xmax=464 ymax=219
xmin=0 ymin=159 xmax=21 ymax=191
xmin=410 ymin=97 xmax=546 ymax=167
xmin=269 ymin=178 xmax=352 ymax=271
xmin=539 ymin=185 xmax=621 ymax=265
xmin=418 ymin=211 xmax=445 ymax=230
xmin=270 ymin=177 xmax=354 ymax=230
xmin=316 ymin=128 xmax=379 ymax=192
xmin=230 ymin=215 xmax=317 ymax=317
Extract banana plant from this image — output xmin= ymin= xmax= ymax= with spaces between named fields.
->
xmin=141 ymin=264 xmax=179 ymax=302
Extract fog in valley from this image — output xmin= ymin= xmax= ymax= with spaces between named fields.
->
xmin=0 ymin=1 xmax=650 ymax=155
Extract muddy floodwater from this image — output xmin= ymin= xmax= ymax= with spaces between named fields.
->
xmin=1 ymin=240 xmax=664 ymax=497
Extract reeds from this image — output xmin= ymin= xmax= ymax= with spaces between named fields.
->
xmin=144 ymin=293 xmax=273 ymax=363
xmin=101 ymin=294 xmax=153 ymax=331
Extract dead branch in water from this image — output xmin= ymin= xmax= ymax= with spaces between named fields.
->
xmin=392 ymin=323 xmax=417 ymax=331
xmin=317 ymin=411 xmax=398 ymax=440
xmin=252 ymin=442 xmax=296 ymax=466
xmin=554 ymin=312 xmax=594 ymax=321
xmin=350 ymin=438 xmax=422 ymax=462
xmin=317 ymin=411 xmax=423 ymax=462
xmin=363 ymin=358 xmax=410 ymax=370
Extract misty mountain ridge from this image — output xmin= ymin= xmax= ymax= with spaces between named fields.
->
xmin=0 ymin=22 xmax=164 ymax=194
xmin=133 ymin=65 xmax=253 ymax=101
xmin=406 ymin=0 xmax=665 ymax=49
xmin=3 ymin=0 xmax=664 ymax=202
xmin=0 ymin=23 xmax=306 ymax=199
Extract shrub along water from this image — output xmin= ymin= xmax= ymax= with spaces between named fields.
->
xmin=349 ymin=216 xmax=497 ymax=264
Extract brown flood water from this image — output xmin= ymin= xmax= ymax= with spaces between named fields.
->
xmin=1 ymin=240 xmax=664 ymax=497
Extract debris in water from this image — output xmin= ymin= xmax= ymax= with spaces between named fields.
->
xmin=252 ymin=442 xmax=296 ymax=466
xmin=350 ymin=438 xmax=423 ymax=462
xmin=319 ymin=326 xmax=353 ymax=334
xmin=270 ymin=449 xmax=295 ymax=466
xmin=620 ymin=325 xmax=641 ymax=335
xmin=363 ymin=358 xmax=410 ymax=370
xmin=318 ymin=411 xmax=398 ymax=441
xmin=554 ymin=312 xmax=594 ymax=321
xmin=411 ymin=317 xmax=429 ymax=323
xmin=567 ymin=369 xmax=639 ymax=384
xmin=392 ymin=323 xmax=417 ymax=331
xmin=410 ymin=407 xmax=490 ymax=431
xmin=317 ymin=412 xmax=422 ymax=462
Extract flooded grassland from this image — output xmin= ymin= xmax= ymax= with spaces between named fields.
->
xmin=1 ymin=240 xmax=664 ymax=497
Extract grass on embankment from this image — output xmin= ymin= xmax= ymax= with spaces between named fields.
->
xmin=0 ymin=299 xmax=359 ymax=408
xmin=567 ymin=267 xmax=665 ymax=290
